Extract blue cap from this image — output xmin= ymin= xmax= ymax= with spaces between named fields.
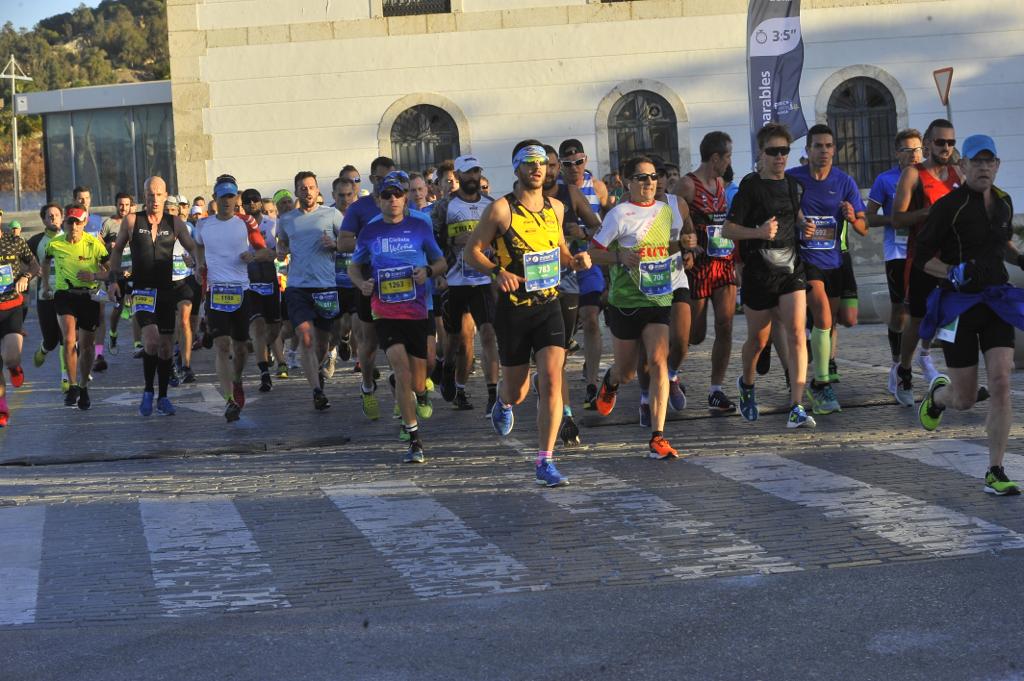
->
xmin=378 ymin=170 xmax=409 ymax=194
xmin=961 ymin=134 xmax=997 ymax=160
xmin=213 ymin=180 xmax=239 ymax=198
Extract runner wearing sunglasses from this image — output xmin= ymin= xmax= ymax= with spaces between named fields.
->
xmin=0 ymin=209 xmax=38 ymax=425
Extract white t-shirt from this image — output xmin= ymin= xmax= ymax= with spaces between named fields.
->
xmin=195 ymin=215 xmax=251 ymax=286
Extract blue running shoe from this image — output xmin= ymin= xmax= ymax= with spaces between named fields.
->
xmin=491 ymin=399 xmax=514 ymax=436
xmin=736 ymin=376 xmax=758 ymax=422
xmin=787 ymin=403 xmax=816 ymax=429
xmin=639 ymin=402 xmax=651 ymax=428
xmin=139 ymin=390 xmax=154 ymax=417
xmin=156 ymin=396 xmax=176 ymax=416
xmin=535 ymin=460 xmax=569 ymax=487
xmin=668 ymin=377 xmax=687 ymax=411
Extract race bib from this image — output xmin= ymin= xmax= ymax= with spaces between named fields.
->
xmin=894 ymin=226 xmax=909 ymax=246
xmin=0 ymin=264 xmax=14 ymax=295
xmin=707 ymin=215 xmax=734 ymax=258
xmin=935 ymin=316 xmax=959 ymax=343
xmin=461 ymin=254 xmax=491 ymax=285
xmin=250 ymin=282 xmax=275 ymax=296
xmin=133 ymin=287 xmax=157 ymax=314
xmin=638 ymin=257 xmax=674 ymax=297
xmin=805 ymin=216 xmax=837 ymax=250
xmin=522 ymin=248 xmax=560 ymax=293
xmin=377 ymin=266 xmax=416 ymax=304
xmin=335 ymin=253 xmax=353 ymax=288
xmin=313 ymin=289 xmax=340 ymax=318
xmin=172 ymin=255 xmax=190 ymax=279
xmin=210 ymin=284 xmax=244 ymax=312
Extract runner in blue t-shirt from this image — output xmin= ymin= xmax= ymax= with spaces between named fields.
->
xmin=349 ymin=174 xmax=446 ymax=465
xmin=787 ymin=124 xmax=866 ymax=416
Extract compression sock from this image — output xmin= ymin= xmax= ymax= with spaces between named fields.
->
xmin=143 ymin=352 xmax=158 ymax=392
xmin=810 ymin=327 xmax=831 ymax=384
xmin=403 ymin=423 xmax=420 ymax=443
xmin=487 ymin=383 xmax=497 ymax=403
xmin=535 ymin=450 xmax=552 ymax=466
xmin=887 ymin=329 xmax=902 ymax=363
xmin=157 ymin=357 xmax=172 ymax=398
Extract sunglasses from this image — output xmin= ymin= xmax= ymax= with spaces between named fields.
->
xmin=630 ymin=173 xmax=659 ymax=183
xmin=561 ymin=158 xmax=586 ymax=168
xmin=379 ymin=190 xmax=405 ymax=200
xmin=764 ymin=146 xmax=791 ymax=157
xmin=350 ymin=177 xmax=362 ymax=183
xmin=898 ymin=146 xmax=923 ymax=154
xmin=932 ymin=139 xmax=956 ymax=148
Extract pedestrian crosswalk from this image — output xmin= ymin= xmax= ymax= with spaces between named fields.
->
xmin=1 ymin=439 xmax=1022 ymax=627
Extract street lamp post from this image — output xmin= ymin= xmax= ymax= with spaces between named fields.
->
xmin=2 ymin=55 xmax=33 ymax=212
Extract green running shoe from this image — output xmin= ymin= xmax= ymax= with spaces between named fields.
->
xmin=984 ymin=466 xmax=1020 ymax=496
xmin=361 ymin=388 xmax=380 ymax=421
xmin=399 ymin=428 xmax=411 ymax=442
xmin=33 ymin=345 xmax=46 ymax=368
xmin=416 ymin=392 xmax=433 ymax=420
xmin=918 ymin=374 xmax=949 ymax=432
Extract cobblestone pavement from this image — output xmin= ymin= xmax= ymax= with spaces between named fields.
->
xmin=2 ymin=321 xmax=1024 ymax=679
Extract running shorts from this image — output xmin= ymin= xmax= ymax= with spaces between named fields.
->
xmin=338 ymin=287 xmax=359 ymax=316
xmin=605 ymin=304 xmax=671 ymax=341
xmin=741 ymin=266 xmax=807 ymax=312
xmin=885 ymin=259 xmax=906 ymax=304
xmin=907 ymin=267 xmax=941 ymax=319
xmin=940 ymin=303 xmax=1015 ymax=368
xmin=134 ymin=286 xmax=178 ymax=335
xmin=804 ymin=262 xmax=843 ymax=299
xmin=206 ymin=290 xmax=253 ymax=342
xmin=686 ymin=258 xmax=736 ymax=300
xmin=840 ymin=251 xmax=858 ymax=301
xmin=494 ymin=300 xmax=564 ymax=367
xmin=0 ymin=305 xmax=24 ymax=338
xmin=442 ymin=285 xmax=496 ymax=334
xmin=376 ymin=317 xmax=430 ymax=360
xmin=559 ymin=293 xmax=579 ymax=348
xmin=248 ymin=282 xmax=282 ymax=324
xmin=54 ymin=290 xmax=100 ymax=332
xmin=286 ymin=287 xmax=340 ymax=333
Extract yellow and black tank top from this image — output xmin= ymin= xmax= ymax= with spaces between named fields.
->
xmin=495 ymin=192 xmax=562 ymax=307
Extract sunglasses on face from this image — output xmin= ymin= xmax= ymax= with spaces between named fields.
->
xmin=630 ymin=173 xmax=659 ymax=183
xmin=561 ymin=158 xmax=586 ymax=168
xmin=898 ymin=146 xmax=923 ymax=154
xmin=932 ymin=139 xmax=956 ymax=148
xmin=379 ymin=190 xmax=405 ymax=200
xmin=350 ymin=177 xmax=361 ymax=183
xmin=764 ymin=146 xmax=791 ymax=157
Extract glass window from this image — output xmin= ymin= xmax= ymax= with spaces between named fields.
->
xmin=133 ymin=104 xmax=177 ymax=198
xmin=827 ymin=77 xmax=897 ymax=188
xmin=383 ymin=0 xmax=450 ymax=16
xmin=391 ymin=105 xmax=460 ymax=171
xmin=44 ymin=113 xmax=74 ymax=207
xmin=608 ymin=90 xmax=678 ymax=175
xmin=71 ymin=107 xmax=135 ymax=206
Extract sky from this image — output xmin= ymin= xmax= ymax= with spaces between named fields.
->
xmin=6 ymin=0 xmax=100 ymax=31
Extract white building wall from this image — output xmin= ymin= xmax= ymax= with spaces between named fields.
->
xmin=170 ymin=0 xmax=1024 ymax=202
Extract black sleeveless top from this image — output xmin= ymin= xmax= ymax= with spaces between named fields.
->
xmin=129 ymin=210 xmax=177 ymax=288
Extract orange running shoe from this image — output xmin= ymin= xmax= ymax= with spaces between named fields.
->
xmin=595 ymin=371 xmax=618 ymax=416
xmin=0 ymin=397 xmax=8 ymax=427
xmin=8 ymin=366 xmax=24 ymax=388
xmin=648 ymin=435 xmax=679 ymax=460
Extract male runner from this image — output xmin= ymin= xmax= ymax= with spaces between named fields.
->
xmin=329 ymin=176 xmax=360 ymax=369
xmin=73 ymin=186 xmax=109 ymax=370
xmin=29 ymin=204 xmax=68 ymax=390
xmin=677 ymin=131 xmax=738 ymax=413
xmin=891 ymin=118 xmax=962 ymax=405
xmin=169 ymin=212 xmax=200 ymax=384
xmin=100 ymin=192 xmax=133 ymax=358
xmin=464 ymin=140 xmax=591 ymax=487
xmin=0 ymin=213 xmax=38 ymax=425
xmin=278 ymin=171 xmax=344 ymax=411
xmin=916 ymin=135 xmax=1022 ymax=495
xmin=108 ymin=176 xmax=199 ymax=417
xmin=349 ymin=174 xmax=446 ymax=463
xmin=866 ymin=129 xmax=924 ymax=396
xmin=722 ymin=123 xmax=817 ymax=428
xmin=591 ymin=157 xmax=683 ymax=458
xmin=42 ymin=206 xmax=109 ymax=410
xmin=409 ymin=173 xmax=432 ymax=211
xmin=241 ymin=188 xmax=283 ymax=392
xmin=787 ymin=124 xmax=866 ymax=415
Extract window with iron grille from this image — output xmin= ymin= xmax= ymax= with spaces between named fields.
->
xmin=383 ymin=0 xmax=451 ymax=17
xmin=391 ymin=105 xmax=460 ymax=171
xmin=826 ymin=77 xmax=897 ymax=188
xmin=608 ymin=90 xmax=679 ymax=175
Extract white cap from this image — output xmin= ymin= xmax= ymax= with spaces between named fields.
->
xmin=454 ymin=155 xmax=482 ymax=173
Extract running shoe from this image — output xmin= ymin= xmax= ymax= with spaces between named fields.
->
xmin=828 ymin=358 xmax=840 ymax=383
xmin=0 ymin=399 xmax=8 ymax=428
xmin=77 ymin=386 xmax=91 ymax=411
xmin=668 ymin=377 xmax=687 ymax=411
xmin=559 ymin=415 xmax=580 ymax=447
xmin=756 ymin=341 xmax=772 ymax=376
xmin=917 ymin=352 xmax=940 ymax=386
xmin=168 ymin=366 xmax=180 ymax=388
xmin=984 ymin=466 xmax=1021 ymax=496
xmin=583 ymin=383 xmax=598 ymax=411
xmin=648 ymin=435 xmax=679 ymax=460
xmin=403 ymin=442 xmax=426 ymax=464
xmin=276 ymin=363 xmax=289 ymax=379
xmin=224 ymin=399 xmax=242 ymax=423
xmin=918 ymin=373 xmax=949 ymax=432
xmin=399 ymin=427 xmax=410 ymax=442
xmin=360 ymin=388 xmax=379 ymax=420
xmin=156 ymin=396 xmax=176 ymax=416
xmin=787 ymin=403 xmax=816 ymax=429
xmin=259 ymin=372 xmax=273 ymax=393
xmin=108 ymin=332 xmax=119 ymax=354
xmin=182 ymin=367 xmax=197 ymax=384
xmin=887 ymin=362 xmax=898 ymax=398
xmin=94 ymin=354 xmax=108 ymax=372
xmin=491 ymin=399 xmax=514 ymax=436
xmin=425 ymin=377 xmax=435 ymax=393
xmin=60 ymin=377 xmax=70 ymax=394
xmin=977 ymin=385 xmax=990 ymax=403
xmin=708 ymin=390 xmax=736 ymax=414
xmin=453 ymin=390 xmax=473 ymax=411
xmin=337 ymin=335 xmax=351 ymax=362
xmin=895 ymin=365 xmax=914 ymax=407
xmin=322 ymin=349 xmax=337 ymax=379
xmin=736 ymin=377 xmax=758 ymax=422
xmin=232 ymin=381 xmax=245 ymax=408
xmin=416 ymin=392 xmax=433 ymax=420
xmin=287 ymin=349 xmax=300 ymax=369
xmin=535 ymin=459 xmax=569 ymax=487
xmin=808 ymin=382 xmax=840 ymax=415
xmin=484 ymin=394 xmax=496 ymax=419
xmin=441 ymin=362 xmax=457 ymax=402
xmin=314 ymin=389 xmax=330 ymax=411
xmin=65 ymin=385 xmax=81 ymax=408
xmin=33 ymin=345 xmax=46 ymax=367
xmin=8 ymin=366 xmax=24 ymax=388
xmin=139 ymin=390 xmax=154 ymax=416
xmin=595 ymin=370 xmax=617 ymax=416
xmin=639 ymin=402 xmax=651 ymax=428
xmin=566 ymin=337 xmax=581 ymax=356
xmin=132 ymin=342 xmax=144 ymax=359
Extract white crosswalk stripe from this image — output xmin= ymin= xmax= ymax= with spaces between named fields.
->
xmin=519 ymin=467 xmax=801 ymax=578
xmin=692 ymin=453 xmax=1024 ymax=557
xmin=323 ymin=480 xmax=544 ymax=599
xmin=0 ymin=506 xmax=45 ymax=625
xmin=139 ymin=496 xmax=290 ymax=617
xmin=869 ymin=439 xmax=1024 ymax=481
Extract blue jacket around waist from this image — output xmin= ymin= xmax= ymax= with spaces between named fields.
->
xmin=920 ymin=284 xmax=1024 ymax=340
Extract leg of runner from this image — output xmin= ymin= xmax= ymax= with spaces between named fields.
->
xmin=0 ymin=329 xmax=23 ymax=424
xmin=779 ymin=290 xmax=810 ymax=413
xmin=580 ymin=304 xmax=602 ymax=408
xmin=708 ymin=284 xmax=736 ymax=412
xmin=739 ymin=306 xmax=772 ymax=419
xmin=155 ymin=332 xmax=175 ymax=414
xmin=33 ymin=297 xmax=63 ymax=369
xmin=59 ymin=314 xmax=80 ymax=405
xmin=93 ymin=302 xmax=107 ymax=372
xmin=296 ymin=320 xmax=322 ymax=391
xmin=250 ymin=315 xmax=272 ymax=392
xmin=666 ymin=294 xmax=691 ymax=411
xmin=388 ymin=343 xmax=428 ymax=463
xmin=357 ymin=320 xmax=379 ymax=405
xmin=805 ymin=280 xmax=840 ymax=415
xmin=452 ymin=314 xmax=476 ymax=409
xmin=177 ymin=299 xmax=194 ymax=382
xmin=642 ymin=322 xmax=675 ymax=456
xmin=139 ymin=324 xmax=162 ymax=416
xmin=636 ymin=343 xmax=650 ymax=427
xmin=214 ymin=336 xmax=239 ymax=419
xmin=77 ymin=327 xmax=96 ymax=410
xmin=479 ymin=322 xmax=500 ymax=415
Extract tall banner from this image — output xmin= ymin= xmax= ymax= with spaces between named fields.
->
xmin=747 ymin=0 xmax=808 ymax=160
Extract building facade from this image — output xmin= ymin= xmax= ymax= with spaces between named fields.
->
xmin=165 ymin=0 xmax=1024 ymax=201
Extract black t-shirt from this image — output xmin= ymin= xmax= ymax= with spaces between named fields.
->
xmin=914 ymin=184 xmax=1014 ymax=291
xmin=726 ymin=172 xmax=802 ymax=272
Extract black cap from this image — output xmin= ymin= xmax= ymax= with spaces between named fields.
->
xmin=241 ymin=188 xmax=262 ymax=203
xmin=558 ymin=139 xmax=585 ymax=157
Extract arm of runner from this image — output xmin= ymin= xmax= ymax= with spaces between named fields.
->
xmin=551 ymin=198 xmax=590 ymax=271
xmin=106 ymin=213 xmax=133 ymax=297
xmin=464 ymin=197 xmax=523 ymax=293
xmin=914 ymin=193 xmax=952 ymax=278
xmin=865 ymin=199 xmax=888 ymax=228
xmin=673 ymin=174 xmax=696 ymax=205
xmin=347 ymin=238 xmax=374 ymax=296
xmin=589 ymin=210 xmax=637 ymax=268
xmin=892 ymin=165 xmax=928 ymax=229
xmin=570 ymin=186 xmax=602 ymax=239
xmin=593 ymin=178 xmax=611 ymax=215
xmin=276 ymin=222 xmax=291 ymax=259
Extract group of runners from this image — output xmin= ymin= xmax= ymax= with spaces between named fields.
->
xmin=0 ymin=119 xmax=1019 ymax=495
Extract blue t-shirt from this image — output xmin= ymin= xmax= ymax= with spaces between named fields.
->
xmin=352 ymin=214 xmax=443 ymax=321
xmin=868 ymin=166 xmax=905 ymax=261
xmin=85 ymin=213 xmax=104 ymax=236
xmin=339 ymin=195 xmax=381 ymax=237
xmin=277 ymin=206 xmax=343 ymax=289
xmin=787 ymin=165 xmax=864 ymax=270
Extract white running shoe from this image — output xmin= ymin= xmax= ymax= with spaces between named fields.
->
xmin=917 ymin=351 xmax=940 ymax=386
xmin=322 ymin=348 xmax=337 ymax=379
xmin=287 ymin=349 xmax=300 ymax=369
xmin=887 ymin=362 xmax=898 ymax=398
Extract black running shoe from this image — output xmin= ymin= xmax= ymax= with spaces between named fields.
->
xmin=77 ymin=386 xmax=91 ymax=410
xmin=64 ymin=385 xmax=80 ymax=407
xmin=313 ymin=389 xmax=330 ymax=411
xmin=453 ymin=390 xmax=473 ymax=411
xmin=181 ymin=367 xmax=196 ymax=384
xmin=259 ymin=372 xmax=272 ymax=393
xmin=756 ymin=341 xmax=772 ymax=376
xmin=977 ymin=385 xmax=990 ymax=402
xmin=583 ymin=383 xmax=598 ymax=410
xmin=559 ymin=415 xmax=580 ymax=446
xmin=708 ymin=389 xmax=736 ymax=414
xmin=337 ymin=335 xmax=351 ymax=362
xmin=94 ymin=355 xmax=108 ymax=372
xmin=224 ymin=399 xmax=242 ymax=422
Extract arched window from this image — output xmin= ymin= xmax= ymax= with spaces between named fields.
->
xmin=827 ymin=77 xmax=897 ymax=187
xmin=608 ymin=90 xmax=679 ymax=174
xmin=390 ymin=105 xmax=460 ymax=171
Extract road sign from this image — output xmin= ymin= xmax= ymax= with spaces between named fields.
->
xmin=933 ymin=67 xmax=953 ymax=106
